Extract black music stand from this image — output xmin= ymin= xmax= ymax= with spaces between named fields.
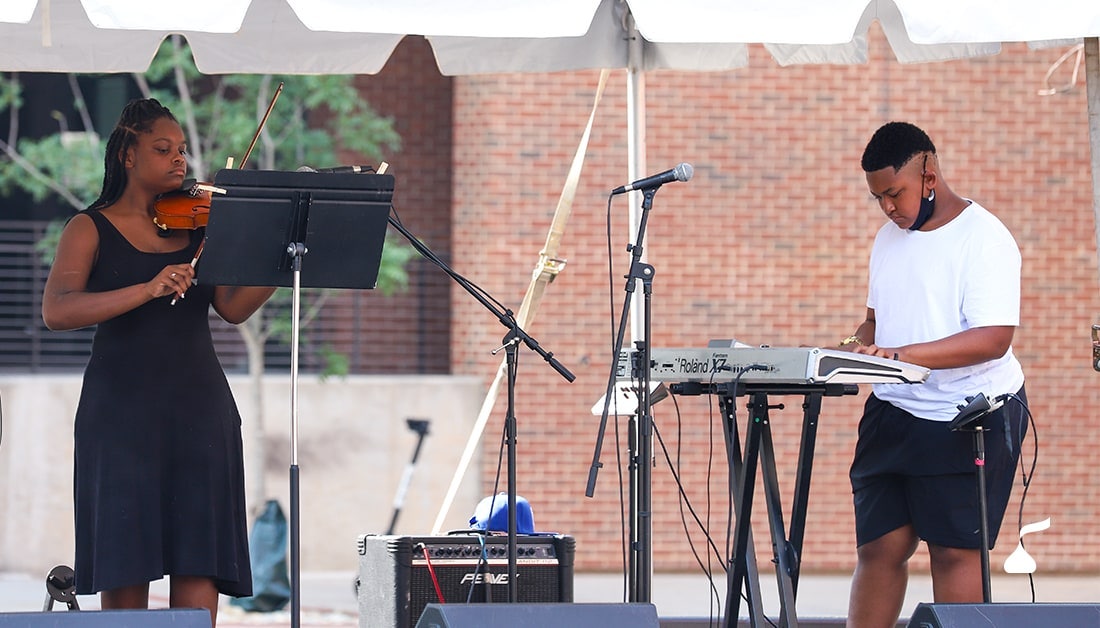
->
xmin=201 ymin=168 xmax=393 ymax=289
xmin=201 ymin=168 xmax=393 ymax=628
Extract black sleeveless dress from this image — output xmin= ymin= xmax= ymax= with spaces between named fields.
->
xmin=72 ymin=210 xmax=252 ymax=597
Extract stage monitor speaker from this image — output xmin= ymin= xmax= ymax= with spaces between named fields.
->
xmin=0 ymin=609 xmax=210 ymax=627
xmin=907 ymin=602 xmax=1100 ymax=627
xmin=357 ymin=534 xmax=575 ymax=628
xmin=414 ymin=602 xmax=659 ymax=628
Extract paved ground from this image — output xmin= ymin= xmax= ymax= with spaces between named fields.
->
xmin=1 ymin=569 xmax=1097 ymax=626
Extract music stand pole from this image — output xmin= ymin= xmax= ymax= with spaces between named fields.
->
xmin=288 ymin=242 xmax=305 ymax=628
xmin=949 ymin=393 xmax=1002 ymax=605
xmin=200 ymin=168 xmax=394 ymax=628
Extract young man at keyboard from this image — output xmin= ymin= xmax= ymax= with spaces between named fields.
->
xmin=837 ymin=121 xmax=1028 ymax=628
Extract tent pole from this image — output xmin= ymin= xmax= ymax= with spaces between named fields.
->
xmin=1086 ymin=37 xmax=1100 ymax=289
xmin=627 ymin=14 xmax=647 ymax=344
xmin=624 ymin=9 xmax=655 ymax=604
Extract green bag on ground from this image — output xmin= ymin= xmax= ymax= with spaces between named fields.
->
xmin=230 ymin=499 xmax=291 ymax=612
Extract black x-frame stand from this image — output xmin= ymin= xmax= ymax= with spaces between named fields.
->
xmin=675 ymin=381 xmax=856 ymax=628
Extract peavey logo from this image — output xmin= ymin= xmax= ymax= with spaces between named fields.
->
xmin=460 ymin=572 xmax=511 ymax=585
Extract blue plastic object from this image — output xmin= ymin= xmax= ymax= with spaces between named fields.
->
xmin=469 ymin=492 xmax=535 ymax=534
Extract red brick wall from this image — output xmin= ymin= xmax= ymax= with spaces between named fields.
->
xmin=323 ymin=36 xmax=454 ymax=374
xmin=445 ymin=29 xmax=1100 ymax=575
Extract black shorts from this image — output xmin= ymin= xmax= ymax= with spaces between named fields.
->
xmin=850 ymin=388 xmax=1028 ymax=549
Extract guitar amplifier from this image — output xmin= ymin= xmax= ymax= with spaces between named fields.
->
xmin=356 ymin=533 xmax=575 ymax=628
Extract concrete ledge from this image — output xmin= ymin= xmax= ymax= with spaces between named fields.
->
xmin=0 ymin=374 xmax=486 ymax=573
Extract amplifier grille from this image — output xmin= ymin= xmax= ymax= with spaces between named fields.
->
xmin=357 ymin=534 xmax=575 ymax=628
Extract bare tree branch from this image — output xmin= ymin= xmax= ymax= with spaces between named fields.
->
xmin=66 ymin=74 xmax=100 ymax=163
xmin=171 ymin=36 xmax=205 ymax=181
xmin=131 ymin=72 xmax=152 ymax=98
xmin=66 ymin=75 xmax=95 ymax=135
xmin=297 ymin=290 xmax=333 ymax=330
xmin=4 ymin=73 xmax=19 ymax=146
xmin=0 ymin=136 xmax=86 ymax=210
xmin=205 ymin=81 xmax=229 ymax=165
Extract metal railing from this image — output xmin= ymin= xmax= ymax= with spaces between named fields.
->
xmin=0 ymin=220 xmax=449 ymax=374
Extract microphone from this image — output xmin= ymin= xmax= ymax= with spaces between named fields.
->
xmin=296 ymin=165 xmax=374 ymax=174
xmin=611 ymin=162 xmax=693 ymax=195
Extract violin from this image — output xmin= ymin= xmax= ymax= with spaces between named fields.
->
xmin=153 ymin=180 xmax=221 ymax=232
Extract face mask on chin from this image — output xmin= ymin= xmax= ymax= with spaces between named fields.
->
xmin=909 ymin=189 xmax=935 ymax=231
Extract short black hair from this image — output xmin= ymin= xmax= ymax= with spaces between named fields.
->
xmin=861 ymin=121 xmax=936 ymax=173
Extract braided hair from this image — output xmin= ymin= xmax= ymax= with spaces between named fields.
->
xmin=88 ymin=98 xmax=178 ymax=212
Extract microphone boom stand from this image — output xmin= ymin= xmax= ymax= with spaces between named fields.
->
xmin=586 ymin=186 xmax=660 ymax=602
xmin=502 ymin=330 xmax=520 ymax=601
xmin=385 ymin=213 xmax=575 ymax=603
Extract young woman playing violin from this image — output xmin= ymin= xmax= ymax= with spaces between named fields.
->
xmin=42 ymin=98 xmax=275 ymax=626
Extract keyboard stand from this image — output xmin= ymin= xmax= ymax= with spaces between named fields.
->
xmin=713 ymin=382 xmax=856 ymax=628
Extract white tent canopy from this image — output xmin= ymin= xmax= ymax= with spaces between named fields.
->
xmin=1 ymin=0 xmax=1099 ymax=277
xmin=4 ymin=0 xmax=1100 ymax=74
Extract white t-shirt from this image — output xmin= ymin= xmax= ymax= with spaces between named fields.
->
xmin=867 ymin=200 xmax=1025 ymax=421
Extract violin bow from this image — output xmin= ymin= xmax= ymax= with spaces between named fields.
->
xmin=239 ymin=81 xmax=284 ymax=170
xmin=172 ymin=81 xmax=284 ymax=305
